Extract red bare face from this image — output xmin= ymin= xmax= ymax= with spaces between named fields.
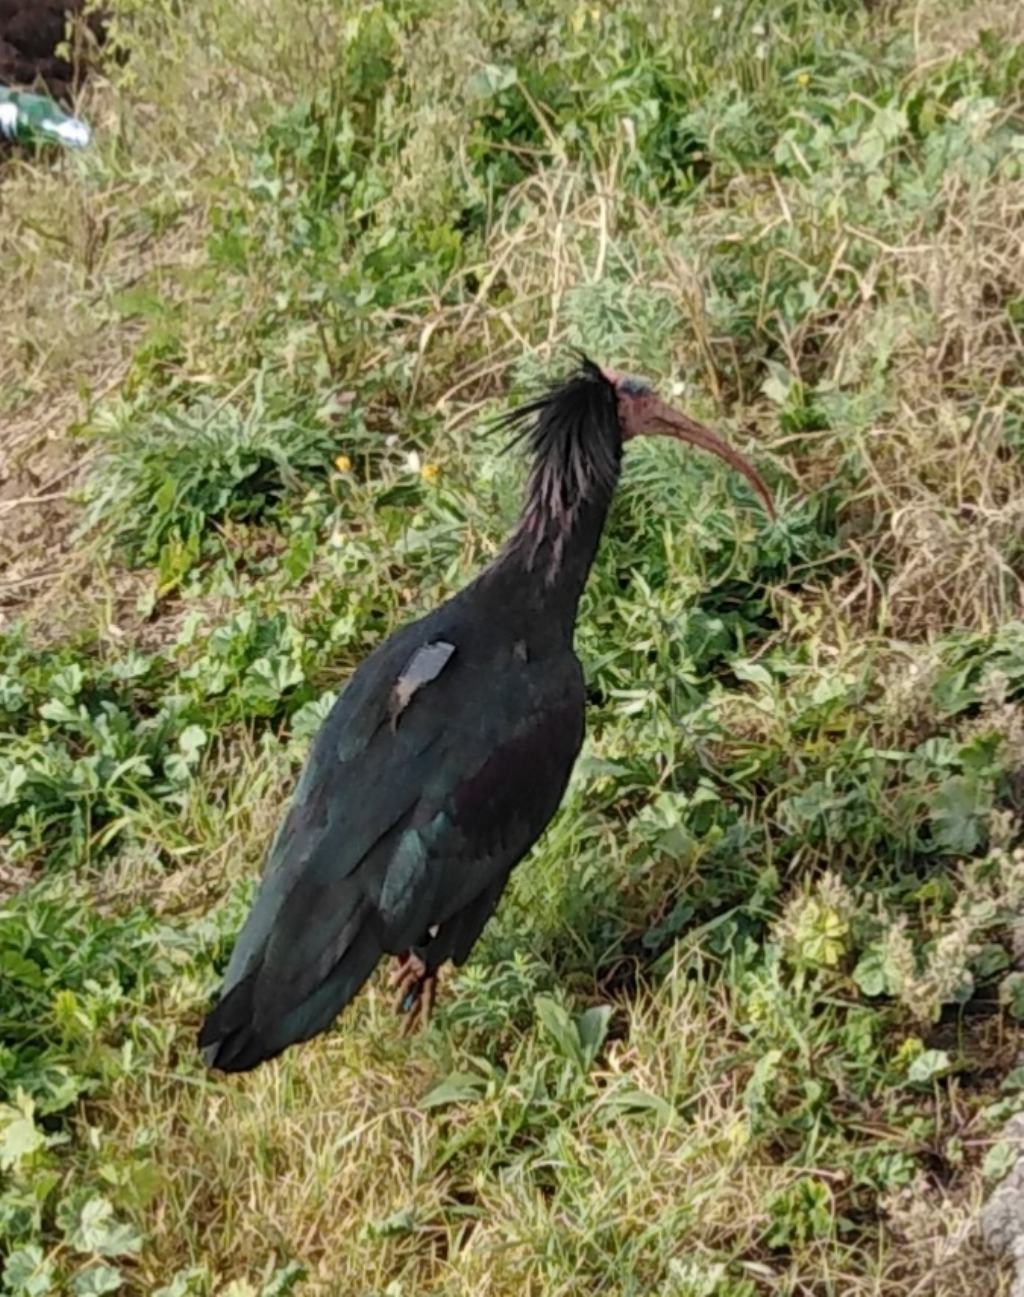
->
xmin=599 ymin=366 xmax=653 ymax=439
xmin=601 ymin=367 xmax=776 ymax=518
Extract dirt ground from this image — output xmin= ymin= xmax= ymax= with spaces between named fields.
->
xmin=0 ymin=0 xmax=104 ymax=101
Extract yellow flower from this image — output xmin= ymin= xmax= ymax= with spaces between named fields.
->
xmin=421 ymin=462 xmax=441 ymax=482
xmin=334 ymin=453 xmax=352 ymax=473
xmin=796 ymin=71 xmax=810 ymax=88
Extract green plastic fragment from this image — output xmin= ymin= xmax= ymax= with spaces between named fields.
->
xmin=0 ymin=86 xmax=91 ymax=149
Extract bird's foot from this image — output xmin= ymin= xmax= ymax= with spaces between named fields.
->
xmin=388 ymin=953 xmax=437 ymax=1036
xmin=388 ymin=951 xmax=426 ymax=1007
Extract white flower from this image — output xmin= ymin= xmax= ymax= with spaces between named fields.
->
xmin=405 ymin=450 xmax=422 ymax=473
xmin=712 ymin=4 xmax=723 ymax=18
xmin=751 ymin=20 xmax=766 ymax=36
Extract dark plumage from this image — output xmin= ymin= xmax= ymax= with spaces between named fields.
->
xmin=199 ymin=357 xmax=773 ymax=1072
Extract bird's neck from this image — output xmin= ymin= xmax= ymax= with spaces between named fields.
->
xmin=482 ymin=469 xmax=619 ymax=639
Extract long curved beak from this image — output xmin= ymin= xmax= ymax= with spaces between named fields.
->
xmin=644 ymin=399 xmax=776 ymax=520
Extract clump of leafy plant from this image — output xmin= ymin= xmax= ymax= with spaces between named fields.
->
xmin=79 ymin=383 xmax=337 ymax=567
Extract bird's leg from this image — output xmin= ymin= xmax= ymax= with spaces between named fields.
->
xmin=401 ymin=971 xmax=437 ymax=1037
xmin=387 ymin=951 xmax=438 ymax=1035
xmin=388 ymin=951 xmax=426 ymax=1011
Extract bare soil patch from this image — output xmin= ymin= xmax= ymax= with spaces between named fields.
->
xmin=0 ymin=0 xmax=104 ymax=101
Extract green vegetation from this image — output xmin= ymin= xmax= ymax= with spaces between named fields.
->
xmin=2 ymin=0 xmax=1024 ymax=1292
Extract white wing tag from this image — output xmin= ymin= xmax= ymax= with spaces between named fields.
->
xmin=389 ymin=641 xmax=456 ymax=730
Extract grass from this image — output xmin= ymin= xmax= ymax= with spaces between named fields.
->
xmin=1 ymin=0 xmax=1024 ymax=1292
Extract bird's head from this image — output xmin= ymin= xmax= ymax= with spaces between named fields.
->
xmin=599 ymin=362 xmax=775 ymax=519
xmin=502 ymin=355 xmax=775 ymax=519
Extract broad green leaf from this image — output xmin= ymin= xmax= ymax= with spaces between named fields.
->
xmin=465 ymin=63 xmax=517 ymax=101
xmin=534 ymin=995 xmax=584 ymax=1072
xmin=62 ymin=1197 xmax=142 ymax=1257
xmin=2 ymin=1244 xmax=56 ymax=1297
xmin=906 ymin=1049 xmax=951 ymax=1086
xmin=177 ymin=725 xmax=207 ymax=761
xmin=0 ymin=762 xmax=28 ymax=807
xmin=744 ymin=1048 xmax=783 ymax=1119
xmin=574 ymin=756 xmax=630 ymax=780
xmin=732 ymin=660 xmax=773 ymax=688
xmin=289 ymin=692 xmax=337 ymax=743
xmin=419 ymin=1073 xmax=486 ymax=1109
xmin=984 ymin=1140 xmax=1019 ymax=1182
xmin=600 ymin=1084 xmax=677 ymax=1125
xmin=761 ymin=362 xmax=793 ymax=407
xmin=38 ymin=699 xmax=83 ymax=725
xmin=928 ymin=776 xmax=989 ymax=854
xmin=153 ymin=1268 xmax=208 ymax=1297
xmin=0 ymin=1098 xmax=45 ymax=1171
xmin=49 ymin=665 xmax=83 ymax=699
xmin=72 ymin=1265 xmax=123 ymax=1296
xmin=577 ymin=1005 xmax=613 ymax=1066
xmin=1004 ymin=974 xmax=1024 ymax=1021
xmin=852 ymin=946 xmax=895 ymax=998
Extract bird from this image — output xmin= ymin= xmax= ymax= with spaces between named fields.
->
xmin=198 ymin=356 xmax=774 ymax=1072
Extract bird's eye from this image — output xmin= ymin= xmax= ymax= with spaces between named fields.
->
xmin=618 ymin=376 xmax=651 ymax=397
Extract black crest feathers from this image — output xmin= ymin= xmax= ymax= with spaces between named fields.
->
xmin=499 ymin=355 xmax=622 ymax=516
